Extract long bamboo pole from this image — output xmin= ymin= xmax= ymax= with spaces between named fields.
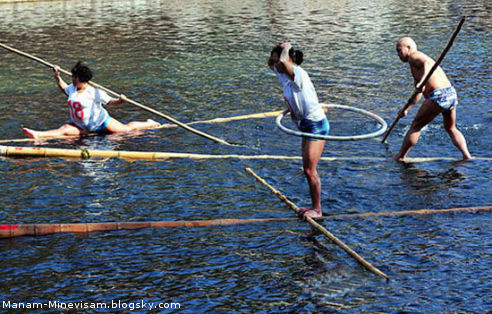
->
xmin=0 ymin=109 xmax=284 ymax=144
xmin=244 ymin=167 xmax=389 ymax=280
xmin=0 ymin=42 xmax=232 ymax=146
xmin=381 ymin=16 xmax=466 ymax=143
xmin=2 ymin=145 xmax=491 ymax=162
xmin=1 ymin=206 xmax=490 ymax=239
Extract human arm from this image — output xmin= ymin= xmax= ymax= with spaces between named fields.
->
xmin=53 ymin=66 xmax=68 ymax=96
xmin=398 ymin=91 xmax=422 ymax=117
xmin=399 ymin=54 xmax=427 ymax=117
xmin=106 ymin=94 xmax=127 ymax=106
xmin=277 ymin=41 xmax=295 ymax=80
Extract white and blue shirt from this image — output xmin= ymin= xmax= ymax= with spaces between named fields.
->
xmin=274 ymin=65 xmax=325 ymax=128
xmin=64 ymin=84 xmax=111 ymax=132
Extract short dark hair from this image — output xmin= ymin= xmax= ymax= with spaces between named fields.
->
xmin=270 ymin=46 xmax=304 ymax=65
xmin=71 ymin=61 xmax=93 ymax=82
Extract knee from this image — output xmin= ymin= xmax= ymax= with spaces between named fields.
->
xmin=409 ymin=122 xmax=424 ymax=133
xmin=303 ymin=167 xmax=318 ymax=180
xmin=444 ymin=124 xmax=456 ymax=134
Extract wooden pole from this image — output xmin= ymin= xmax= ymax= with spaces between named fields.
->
xmin=381 ymin=16 xmax=466 ymax=143
xmin=0 ymin=109 xmax=284 ymax=144
xmin=0 ymin=42 xmax=232 ymax=146
xmin=1 ymin=206 xmax=490 ymax=239
xmin=244 ymin=167 xmax=389 ymax=280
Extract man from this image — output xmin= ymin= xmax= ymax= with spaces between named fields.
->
xmin=394 ymin=37 xmax=471 ymax=161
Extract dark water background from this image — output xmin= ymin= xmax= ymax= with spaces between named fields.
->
xmin=0 ymin=0 xmax=491 ymax=312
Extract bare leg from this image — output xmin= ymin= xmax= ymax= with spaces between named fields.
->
xmin=301 ymin=137 xmax=326 ymax=219
xmin=104 ymin=118 xmax=160 ymax=133
xmin=442 ymin=108 xmax=472 ymax=160
xmin=22 ymin=124 xmax=84 ymax=139
xmin=394 ymin=99 xmax=442 ymax=161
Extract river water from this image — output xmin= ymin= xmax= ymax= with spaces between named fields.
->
xmin=0 ymin=0 xmax=491 ymax=313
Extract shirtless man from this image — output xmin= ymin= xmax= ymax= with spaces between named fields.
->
xmin=394 ymin=37 xmax=471 ymax=161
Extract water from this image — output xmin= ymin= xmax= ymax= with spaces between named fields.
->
xmin=0 ymin=0 xmax=491 ymax=312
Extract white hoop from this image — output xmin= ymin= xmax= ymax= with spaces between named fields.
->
xmin=275 ymin=103 xmax=388 ymax=141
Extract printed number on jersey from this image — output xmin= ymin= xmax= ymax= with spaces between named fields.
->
xmin=68 ymin=100 xmax=84 ymax=120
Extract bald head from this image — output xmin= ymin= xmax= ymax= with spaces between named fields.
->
xmin=398 ymin=37 xmax=417 ymax=50
xmin=396 ymin=37 xmax=417 ymax=62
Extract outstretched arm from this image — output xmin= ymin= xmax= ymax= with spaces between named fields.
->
xmin=106 ymin=94 xmax=127 ymax=106
xmin=53 ymin=66 xmax=68 ymax=96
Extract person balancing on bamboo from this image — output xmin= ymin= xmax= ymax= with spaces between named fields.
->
xmin=268 ymin=41 xmax=330 ymax=219
xmin=22 ymin=61 xmax=160 ymax=139
xmin=393 ymin=37 xmax=471 ymax=161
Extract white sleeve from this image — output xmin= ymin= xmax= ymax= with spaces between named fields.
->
xmin=96 ymin=89 xmax=112 ymax=104
xmin=64 ymin=84 xmax=76 ymax=96
xmin=293 ymin=66 xmax=303 ymax=89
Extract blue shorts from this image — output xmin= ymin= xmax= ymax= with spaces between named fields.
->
xmin=427 ymin=86 xmax=458 ymax=111
xmin=299 ymin=117 xmax=330 ymax=141
xmin=94 ymin=115 xmax=111 ymax=133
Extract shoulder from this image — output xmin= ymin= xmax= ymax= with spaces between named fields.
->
xmin=293 ymin=65 xmax=304 ymax=74
xmin=409 ymin=51 xmax=431 ymax=66
xmin=65 ymin=84 xmax=76 ymax=94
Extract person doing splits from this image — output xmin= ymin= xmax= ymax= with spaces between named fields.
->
xmin=22 ymin=61 xmax=160 ymax=139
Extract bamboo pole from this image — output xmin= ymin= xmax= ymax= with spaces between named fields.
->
xmin=0 ymin=42 xmax=232 ymax=146
xmin=244 ymin=167 xmax=389 ymax=280
xmin=1 ymin=206 xmax=490 ymax=239
xmin=381 ymin=16 xmax=466 ymax=143
xmin=0 ymin=109 xmax=284 ymax=144
xmin=0 ymin=218 xmax=293 ymax=238
xmin=160 ymin=110 xmax=284 ymax=128
xmin=2 ymin=145 xmax=491 ymax=162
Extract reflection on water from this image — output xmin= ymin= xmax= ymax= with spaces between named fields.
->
xmin=0 ymin=0 xmax=491 ymax=312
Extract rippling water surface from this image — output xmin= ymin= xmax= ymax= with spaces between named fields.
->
xmin=0 ymin=0 xmax=491 ymax=312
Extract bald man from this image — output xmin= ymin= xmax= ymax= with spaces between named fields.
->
xmin=394 ymin=37 xmax=471 ymax=161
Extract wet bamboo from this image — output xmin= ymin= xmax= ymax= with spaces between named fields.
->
xmin=0 ymin=218 xmax=293 ymax=238
xmin=244 ymin=167 xmax=389 ymax=280
xmin=0 ymin=42 xmax=232 ymax=146
xmin=2 ymin=145 xmax=491 ymax=162
xmin=1 ymin=206 xmax=490 ymax=239
xmin=0 ymin=109 xmax=284 ymax=144
xmin=381 ymin=16 xmax=466 ymax=143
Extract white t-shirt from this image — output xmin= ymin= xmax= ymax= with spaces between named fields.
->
xmin=64 ymin=84 xmax=111 ymax=131
xmin=274 ymin=65 xmax=325 ymax=127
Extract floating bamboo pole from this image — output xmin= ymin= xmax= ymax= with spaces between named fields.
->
xmin=0 ymin=42 xmax=232 ymax=146
xmin=0 ymin=218 xmax=293 ymax=238
xmin=382 ymin=16 xmax=466 ymax=143
xmin=0 ymin=109 xmax=284 ymax=144
xmin=2 ymin=145 xmax=490 ymax=162
xmin=1 ymin=206 xmax=489 ymax=239
xmin=157 ymin=110 xmax=284 ymax=129
xmin=244 ymin=167 xmax=389 ymax=280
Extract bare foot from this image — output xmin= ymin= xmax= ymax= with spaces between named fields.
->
xmin=393 ymin=154 xmax=405 ymax=162
xmin=297 ymin=207 xmax=311 ymax=217
xmin=462 ymin=154 xmax=472 ymax=161
xmin=22 ymin=128 xmax=39 ymax=139
xmin=147 ymin=119 xmax=161 ymax=128
xmin=302 ymin=209 xmax=322 ymax=219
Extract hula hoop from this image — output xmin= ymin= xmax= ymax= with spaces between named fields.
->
xmin=276 ymin=103 xmax=388 ymax=141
